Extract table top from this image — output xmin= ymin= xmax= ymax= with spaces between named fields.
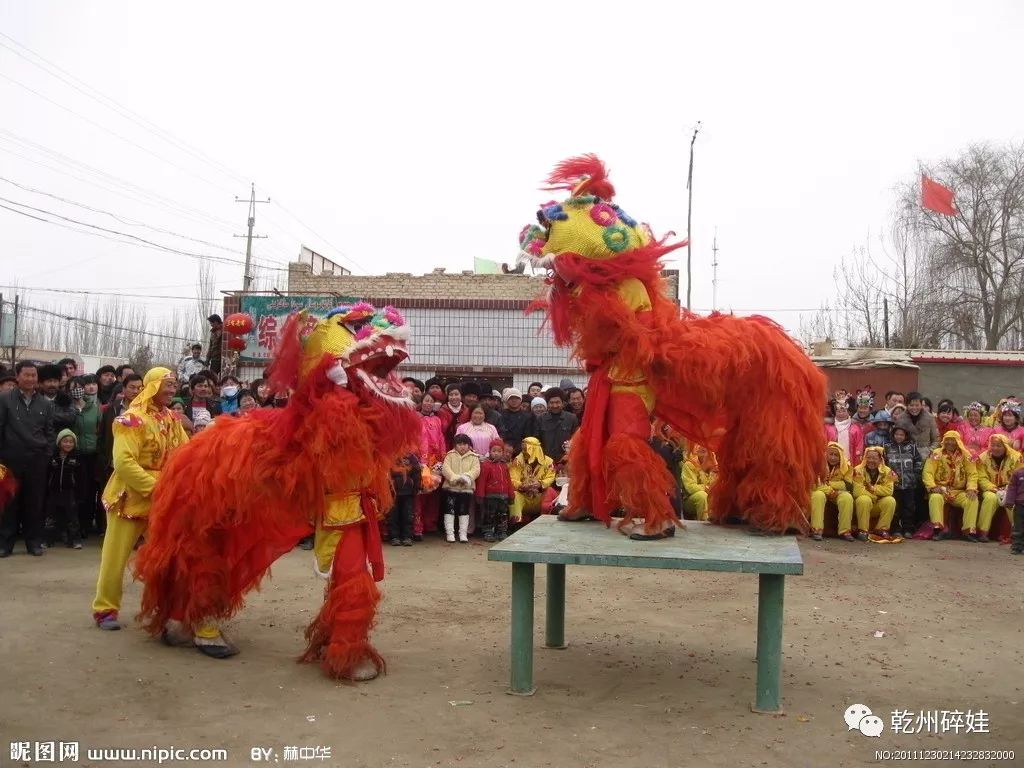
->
xmin=487 ymin=516 xmax=804 ymax=575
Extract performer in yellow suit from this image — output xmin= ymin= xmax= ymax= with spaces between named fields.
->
xmin=681 ymin=445 xmax=717 ymax=520
xmin=510 ymin=437 xmax=556 ymax=522
xmin=976 ymin=433 xmax=1022 ymax=542
xmin=852 ymin=446 xmax=898 ymax=540
xmin=923 ymin=430 xmax=979 ymax=541
xmin=809 ymin=442 xmax=852 ymax=541
xmin=92 ymin=367 xmax=188 ymax=630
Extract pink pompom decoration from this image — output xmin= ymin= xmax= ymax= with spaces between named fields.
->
xmin=590 ymin=203 xmax=618 ymax=227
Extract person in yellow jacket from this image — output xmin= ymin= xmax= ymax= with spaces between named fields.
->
xmin=976 ymin=433 xmax=1023 ymax=542
xmin=809 ymin=442 xmax=852 ymax=541
xmin=510 ymin=436 xmax=556 ymax=524
xmin=922 ymin=430 xmax=979 ymax=541
xmin=92 ymin=367 xmax=188 ymax=630
xmin=851 ymin=446 xmax=898 ymax=541
xmin=681 ymin=445 xmax=717 ymax=521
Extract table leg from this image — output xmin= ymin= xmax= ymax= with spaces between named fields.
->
xmin=545 ymin=563 xmax=567 ymax=649
xmin=509 ymin=562 xmax=536 ymax=695
xmin=751 ymin=573 xmax=785 ymax=714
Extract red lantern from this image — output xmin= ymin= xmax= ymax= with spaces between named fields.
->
xmin=226 ymin=334 xmax=247 ymax=352
xmin=224 ymin=312 xmax=254 ymax=335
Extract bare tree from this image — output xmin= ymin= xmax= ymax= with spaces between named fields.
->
xmin=899 ymin=143 xmax=1024 ymax=350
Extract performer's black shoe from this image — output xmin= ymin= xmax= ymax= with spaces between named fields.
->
xmin=196 ymin=642 xmax=239 ymax=659
xmin=629 ymin=527 xmax=675 ymax=541
xmin=557 ymin=512 xmax=594 ymax=522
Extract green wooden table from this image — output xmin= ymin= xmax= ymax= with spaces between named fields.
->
xmin=487 ymin=516 xmax=804 ymax=713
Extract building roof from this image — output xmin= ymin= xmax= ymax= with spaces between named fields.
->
xmin=809 ymin=345 xmax=1024 ymax=369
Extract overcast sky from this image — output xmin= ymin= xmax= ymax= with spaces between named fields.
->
xmin=2 ymin=0 xmax=1022 ymax=340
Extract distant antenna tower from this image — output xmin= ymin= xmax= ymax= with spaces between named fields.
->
xmin=711 ymin=228 xmax=720 ymax=311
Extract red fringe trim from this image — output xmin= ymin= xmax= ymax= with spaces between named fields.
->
xmin=299 ymin=569 xmax=384 ymax=679
xmin=0 ymin=470 xmax=17 ymax=508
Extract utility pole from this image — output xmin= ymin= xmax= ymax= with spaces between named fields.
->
xmin=234 ymin=183 xmax=270 ymax=292
xmin=685 ymin=122 xmax=702 ymax=310
xmin=883 ymin=298 xmax=890 ymax=348
xmin=711 ymin=228 xmax=719 ymax=312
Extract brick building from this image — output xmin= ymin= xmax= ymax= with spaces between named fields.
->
xmin=226 ymin=262 xmax=681 ymax=390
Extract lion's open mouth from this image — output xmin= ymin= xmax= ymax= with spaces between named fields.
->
xmin=341 ymin=336 xmax=411 ymax=403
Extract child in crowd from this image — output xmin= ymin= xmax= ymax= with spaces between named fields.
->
xmin=809 ymin=442 xmax=852 ymax=541
xmin=530 ymin=397 xmax=547 ymax=418
xmin=442 ymin=434 xmax=480 ymax=543
xmin=1003 ymin=464 xmax=1024 ymax=554
xmin=475 ymin=440 xmax=514 ymax=542
xmin=682 ymin=444 xmax=718 ymax=521
xmin=389 ymin=454 xmax=422 ymax=546
xmin=46 ymin=429 xmax=82 ymax=549
xmin=886 ymin=423 xmax=924 ymax=538
xmin=864 ymin=410 xmax=893 ymax=449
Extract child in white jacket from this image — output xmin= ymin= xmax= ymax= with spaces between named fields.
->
xmin=442 ymin=434 xmax=482 ymax=542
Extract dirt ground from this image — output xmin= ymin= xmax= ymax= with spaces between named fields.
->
xmin=1 ymin=529 xmax=1022 ymax=768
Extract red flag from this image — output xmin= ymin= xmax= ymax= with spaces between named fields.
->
xmin=921 ymin=175 xmax=956 ymax=216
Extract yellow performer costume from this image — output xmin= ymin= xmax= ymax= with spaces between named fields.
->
xmin=92 ymin=367 xmax=188 ymax=629
xmin=923 ymin=430 xmax=979 ymax=540
xmin=852 ymin=447 xmax=898 ymax=537
xmin=681 ymin=447 xmax=717 ymax=520
xmin=809 ymin=442 xmax=852 ymax=540
xmin=510 ymin=437 xmax=556 ymax=522
xmin=977 ymin=433 xmax=1022 ymax=541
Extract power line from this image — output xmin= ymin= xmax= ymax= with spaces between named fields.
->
xmin=0 ymin=175 xmax=249 ymax=256
xmin=19 ymin=302 xmax=195 ymax=343
xmin=2 ymin=285 xmax=217 ymax=302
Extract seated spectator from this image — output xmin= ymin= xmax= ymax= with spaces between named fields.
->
xmin=959 ymin=402 xmax=993 ymax=459
xmin=510 ymin=437 xmax=556 ymax=524
xmin=977 ymin=433 xmax=1020 ymax=542
xmin=219 ymin=375 xmax=242 ymax=415
xmin=809 ymin=442 xmax=853 ymax=541
xmin=994 ymin=400 xmax=1024 ymax=451
xmin=499 ymin=388 xmax=533 ymax=455
xmin=177 ymin=343 xmax=207 ymax=383
xmin=923 ymin=431 xmax=979 ymax=541
xmin=905 ymin=391 xmax=939 ymax=452
xmin=852 ymin=446 xmax=898 ymax=540
xmin=887 ymin=422 xmax=923 ymax=538
xmin=681 ymin=444 xmax=717 ymax=521
xmin=238 ymin=391 xmax=258 ymax=413
xmin=456 ymin=405 xmax=501 ymax=457
xmin=865 ymin=410 xmax=893 ymax=449
xmin=96 ymin=365 xmax=118 ymax=405
xmin=535 ymin=387 xmax=578 ymax=463
xmin=824 ymin=390 xmax=864 ymax=466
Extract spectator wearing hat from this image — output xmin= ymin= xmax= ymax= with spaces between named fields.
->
xmin=994 ymin=399 xmax=1024 ymax=451
xmin=499 ymin=388 xmax=533 ymax=455
xmin=0 ymin=361 xmax=55 ymax=556
xmin=534 ymin=387 xmax=578 ymax=463
xmin=178 ymin=343 xmax=207 ymax=383
xmin=207 ymin=314 xmax=224 ymax=375
xmin=38 ymin=364 xmax=78 ymax=433
xmin=439 ymin=383 xmax=471 ymax=448
xmin=477 ymin=382 xmax=503 ymax=431
xmin=530 ymin=397 xmax=547 ymax=418
xmin=851 ymin=388 xmax=876 ymax=432
xmin=959 ymin=402 xmax=993 ymax=459
xmin=864 ymin=410 xmax=893 ymax=450
xmin=96 ymin=365 xmax=118 ymax=405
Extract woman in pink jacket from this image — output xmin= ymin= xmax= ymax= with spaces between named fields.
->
xmin=958 ymin=401 xmax=992 ymax=459
xmin=414 ymin=393 xmax=446 ymax=538
xmin=994 ymin=400 xmax=1024 ymax=451
xmin=824 ymin=390 xmax=865 ymax=466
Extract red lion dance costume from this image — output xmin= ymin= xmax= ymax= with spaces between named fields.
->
xmin=134 ymin=303 xmax=420 ymax=680
xmin=519 ymin=155 xmax=826 ymax=538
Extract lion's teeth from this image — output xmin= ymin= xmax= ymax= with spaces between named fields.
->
xmin=385 ymin=345 xmax=394 ymax=357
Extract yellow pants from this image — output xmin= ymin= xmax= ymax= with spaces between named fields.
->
xmin=683 ymin=491 xmax=709 ymax=521
xmin=854 ymin=495 xmax=896 ymax=533
xmin=511 ymin=492 xmax=543 ymax=521
xmin=928 ymin=492 xmax=979 ymax=530
xmin=92 ymin=511 xmax=146 ymax=616
xmin=979 ymin=492 xmax=1013 ymax=534
xmin=809 ymin=490 xmax=852 ymax=532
